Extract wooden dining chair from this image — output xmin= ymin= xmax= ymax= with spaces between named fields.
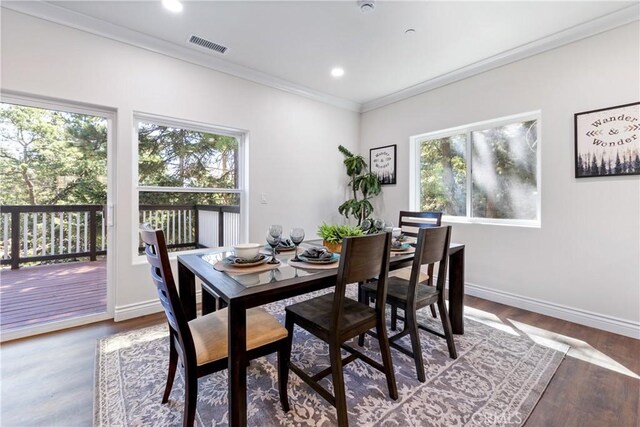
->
xmin=281 ymin=232 xmax=397 ymax=427
xmin=359 ymin=226 xmax=456 ymax=383
xmin=394 ymin=210 xmax=443 ymax=325
xmin=139 ymin=226 xmax=290 ymax=427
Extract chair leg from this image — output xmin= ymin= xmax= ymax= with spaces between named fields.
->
xmin=376 ymin=319 xmax=398 ymax=400
xmin=279 ymin=316 xmax=294 ymax=413
xmin=390 ymin=306 xmax=398 ymax=331
xmin=183 ymin=365 xmax=198 ymax=427
xmin=407 ymin=306 xmax=426 ymax=382
xmin=329 ymin=342 xmax=349 ymax=427
xmin=357 ymin=288 xmax=367 ymax=347
xmin=162 ymin=334 xmax=178 ymax=403
xmin=429 ymin=304 xmax=438 ymax=318
xmin=437 ymin=299 xmax=457 ymax=359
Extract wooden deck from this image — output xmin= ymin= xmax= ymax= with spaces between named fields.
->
xmin=0 ymin=260 xmax=106 ymax=332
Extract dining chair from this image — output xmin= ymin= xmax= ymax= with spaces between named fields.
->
xmin=281 ymin=232 xmax=397 ymax=427
xmin=359 ymin=226 xmax=456 ymax=383
xmin=394 ymin=210 xmax=443 ymax=325
xmin=139 ymin=226 xmax=290 ymax=427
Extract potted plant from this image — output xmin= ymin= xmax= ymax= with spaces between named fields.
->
xmin=317 ymin=223 xmax=363 ymax=253
xmin=337 ymin=145 xmax=382 ymax=226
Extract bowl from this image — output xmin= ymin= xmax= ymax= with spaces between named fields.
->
xmin=233 ymin=243 xmax=261 ymax=260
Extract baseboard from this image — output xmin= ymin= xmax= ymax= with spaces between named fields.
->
xmin=465 ymin=282 xmax=640 ymax=339
xmin=114 ymin=291 xmax=202 ymax=322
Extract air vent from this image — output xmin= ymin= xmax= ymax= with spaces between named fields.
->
xmin=187 ymin=34 xmax=228 ymax=54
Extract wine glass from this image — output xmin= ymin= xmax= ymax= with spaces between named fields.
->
xmin=266 ymin=225 xmax=282 ymax=264
xmin=290 ymin=227 xmax=305 ymax=261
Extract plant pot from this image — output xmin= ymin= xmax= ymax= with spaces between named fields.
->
xmin=323 ymin=240 xmax=342 ymax=254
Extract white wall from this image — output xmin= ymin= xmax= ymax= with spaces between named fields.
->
xmin=0 ymin=10 xmax=359 ymax=315
xmin=360 ymin=22 xmax=640 ymax=336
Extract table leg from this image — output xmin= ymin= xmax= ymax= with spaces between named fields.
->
xmin=178 ymin=261 xmax=197 ymax=321
xmin=228 ymin=300 xmax=248 ymax=427
xmin=448 ymin=247 xmax=465 ymax=335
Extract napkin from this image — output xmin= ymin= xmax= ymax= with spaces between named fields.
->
xmin=278 ymin=238 xmax=294 ymax=248
xmin=301 ymin=247 xmax=333 ymax=261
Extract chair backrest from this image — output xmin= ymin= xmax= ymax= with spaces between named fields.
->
xmin=139 ymin=225 xmax=195 ymax=363
xmin=331 ymin=232 xmax=391 ymax=333
xmin=398 ymin=211 xmax=443 ymax=238
xmin=407 ymin=226 xmax=451 ymax=301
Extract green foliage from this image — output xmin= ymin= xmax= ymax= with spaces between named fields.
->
xmin=0 ymin=104 xmax=107 ymax=205
xmin=337 ymin=145 xmax=382 ymax=225
xmin=317 ymin=223 xmax=364 ymax=243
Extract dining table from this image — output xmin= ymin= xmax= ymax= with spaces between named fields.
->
xmin=177 ymin=240 xmax=465 ymax=427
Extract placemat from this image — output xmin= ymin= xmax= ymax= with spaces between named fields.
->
xmin=288 ymin=259 xmax=339 ymax=270
xmin=390 ymin=247 xmax=415 ymax=256
xmin=213 ymin=260 xmax=281 ymax=274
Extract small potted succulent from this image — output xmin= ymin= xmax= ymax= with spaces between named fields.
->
xmin=317 ymin=223 xmax=364 ymax=253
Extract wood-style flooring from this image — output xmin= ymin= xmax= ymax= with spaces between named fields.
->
xmin=0 ymin=296 xmax=638 ymax=427
xmin=0 ymin=260 xmax=107 ymax=332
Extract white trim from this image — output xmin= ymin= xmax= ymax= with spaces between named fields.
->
xmin=3 ymin=2 xmax=637 ymax=114
xmin=465 ymin=282 xmax=640 ymax=340
xmin=362 ymin=4 xmax=640 ymax=112
xmin=1 ymin=2 xmax=360 ymax=112
xmin=114 ymin=291 xmax=202 ymax=322
xmin=0 ymin=312 xmax=111 ymax=343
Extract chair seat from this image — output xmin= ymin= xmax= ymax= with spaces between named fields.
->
xmin=285 ymin=293 xmax=376 ymax=338
xmin=189 ymin=307 xmax=287 ymax=366
xmin=389 ymin=267 xmax=429 ymax=283
xmin=362 ymin=277 xmax=438 ymax=306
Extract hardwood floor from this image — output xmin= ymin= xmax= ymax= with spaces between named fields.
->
xmin=0 ymin=296 xmax=638 ymax=427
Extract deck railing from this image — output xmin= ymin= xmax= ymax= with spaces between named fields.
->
xmin=1 ymin=204 xmax=240 ymax=269
xmin=0 ymin=205 xmax=107 ymax=270
xmin=138 ymin=204 xmax=240 ymax=253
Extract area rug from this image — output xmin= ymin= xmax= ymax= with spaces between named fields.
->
xmin=94 ymin=287 xmax=568 ymax=426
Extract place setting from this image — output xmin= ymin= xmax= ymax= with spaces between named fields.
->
xmin=288 ymin=246 xmax=340 ymax=270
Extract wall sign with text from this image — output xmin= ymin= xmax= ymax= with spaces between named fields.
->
xmin=370 ymin=144 xmax=396 ymax=185
xmin=575 ymin=102 xmax=639 ymax=178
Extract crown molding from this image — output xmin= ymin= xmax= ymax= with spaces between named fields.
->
xmin=1 ymin=1 xmax=361 ymax=112
xmin=361 ymin=3 xmax=640 ymax=113
xmin=3 ymin=2 xmax=638 ymax=115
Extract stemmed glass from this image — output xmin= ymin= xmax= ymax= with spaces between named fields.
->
xmin=290 ymin=228 xmax=305 ymax=261
xmin=266 ymin=225 xmax=283 ymax=264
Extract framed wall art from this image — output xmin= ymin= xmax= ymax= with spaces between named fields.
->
xmin=575 ymin=102 xmax=639 ymax=178
xmin=370 ymin=144 xmax=396 ymax=185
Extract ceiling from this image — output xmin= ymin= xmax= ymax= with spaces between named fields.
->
xmin=6 ymin=1 xmax=639 ymax=110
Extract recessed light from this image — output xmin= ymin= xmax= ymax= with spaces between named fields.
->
xmin=162 ymin=0 xmax=183 ymax=13
xmin=331 ymin=67 xmax=345 ymax=78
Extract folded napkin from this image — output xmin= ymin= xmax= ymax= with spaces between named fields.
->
xmin=278 ymin=238 xmax=294 ymax=248
xmin=301 ymin=247 xmax=334 ymax=260
xmin=391 ymin=240 xmax=404 ymax=249
xmin=228 ymin=255 xmax=263 ymax=264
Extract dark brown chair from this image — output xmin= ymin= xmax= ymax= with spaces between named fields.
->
xmin=360 ymin=226 xmax=456 ymax=383
xmin=139 ymin=227 xmax=290 ymax=427
xmin=394 ymin=210 xmax=443 ymax=324
xmin=282 ymin=233 xmax=398 ymax=427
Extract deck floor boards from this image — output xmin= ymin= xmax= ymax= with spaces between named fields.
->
xmin=0 ymin=260 xmax=106 ymax=332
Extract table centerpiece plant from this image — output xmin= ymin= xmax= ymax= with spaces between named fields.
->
xmin=317 ymin=223 xmax=363 ymax=253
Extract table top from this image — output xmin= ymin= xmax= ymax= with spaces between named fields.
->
xmin=177 ymin=241 xmax=464 ymax=307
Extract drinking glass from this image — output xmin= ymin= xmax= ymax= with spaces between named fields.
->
xmin=266 ymin=225 xmax=283 ymax=264
xmin=290 ymin=227 xmax=305 ymax=261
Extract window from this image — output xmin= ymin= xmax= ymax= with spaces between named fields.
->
xmin=411 ymin=112 xmax=540 ymax=226
xmin=135 ymin=114 xmax=245 ymax=253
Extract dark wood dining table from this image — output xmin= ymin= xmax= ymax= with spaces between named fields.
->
xmin=177 ymin=242 xmax=465 ymax=427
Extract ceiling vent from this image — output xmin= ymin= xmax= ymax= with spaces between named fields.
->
xmin=187 ymin=34 xmax=228 ymax=55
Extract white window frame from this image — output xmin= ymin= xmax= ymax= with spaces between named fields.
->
xmin=410 ymin=111 xmax=541 ymax=228
xmin=132 ymin=112 xmax=248 ymax=259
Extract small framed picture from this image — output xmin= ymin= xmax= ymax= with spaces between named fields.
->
xmin=575 ymin=102 xmax=639 ymax=178
xmin=370 ymin=144 xmax=397 ymax=185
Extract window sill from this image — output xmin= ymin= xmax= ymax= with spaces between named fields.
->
xmin=442 ymin=216 xmax=541 ymax=229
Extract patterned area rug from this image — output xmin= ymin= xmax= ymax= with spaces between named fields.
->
xmin=95 ymin=287 xmax=568 ymax=426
